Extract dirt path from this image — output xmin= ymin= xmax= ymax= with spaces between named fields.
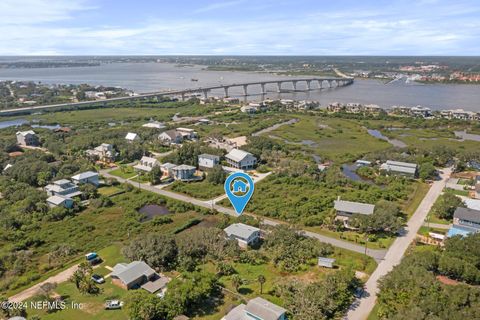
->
xmin=9 ymin=264 xmax=79 ymax=302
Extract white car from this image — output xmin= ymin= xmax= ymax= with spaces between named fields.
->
xmin=105 ymin=300 xmax=124 ymax=310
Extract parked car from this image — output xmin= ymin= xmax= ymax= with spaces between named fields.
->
xmin=91 ymin=274 xmax=105 ymax=284
xmin=105 ymin=300 xmax=124 ymax=310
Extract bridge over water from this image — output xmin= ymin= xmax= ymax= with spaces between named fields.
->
xmin=0 ymin=77 xmax=353 ymax=116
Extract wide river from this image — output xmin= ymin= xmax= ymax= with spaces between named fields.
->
xmin=0 ymin=62 xmax=479 ymax=111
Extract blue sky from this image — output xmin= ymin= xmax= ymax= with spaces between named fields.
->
xmin=1 ymin=0 xmax=479 ymax=55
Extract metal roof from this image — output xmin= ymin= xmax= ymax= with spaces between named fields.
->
xmin=47 ymin=195 xmax=72 ymax=205
xmin=199 ymin=153 xmax=220 ymax=161
xmin=385 ymin=160 xmax=418 ymax=168
xmin=173 ymin=164 xmax=196 ymax=170
xmin=380 ymin=163 xmax=417 ymax=175
xmin=225 ymin=149 xmax=254 ymax=162
xmin=334 ymin=200 xmax=375 ymax=215
xmin=111 ymin=261 xmax=156 ymax=285
xmin=72 ymin=171 xmax=99 ymax=180
xmin=245 ymin=297 xmax=287 ymax=320
xmin=224 ymin=223 xmax=260 ymax=240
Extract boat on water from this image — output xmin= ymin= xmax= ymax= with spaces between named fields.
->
xmin=191 ymin=78 xmax=199 ymax=82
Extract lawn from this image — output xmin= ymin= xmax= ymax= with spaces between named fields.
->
xmin=109 ymin=167 xmax=137 ymax=179
xmin=402 ymin=182 xmax=430 ymax=217
xmin=97 ymin=185 xmax=124 ymax=197
xmin=166 ymin=180 xmax=225 ymax=200
xmin=307 ymin=226 xmax=395 ymax=250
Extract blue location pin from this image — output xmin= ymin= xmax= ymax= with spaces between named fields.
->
xmin=224 ymin=172 xmax=255 ymax=215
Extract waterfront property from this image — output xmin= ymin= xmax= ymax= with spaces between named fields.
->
xmin=334 ymin=198 xmax=375 ymax=219
xmin=224 ymin=223 xmax=260 ymax=248
xmin=222 ymin=297 xmax=287 ymax=320
xmin=447 ymin=207 xmax=480 ymax=237
xmin=380 ymin=160 xmax=418 ymax=178
xmin=225 ymin=148 xmax=257 ymax=170
xmin=16 ymin=130 xmax=39 ymax=146
xmin=133 ymin=156 xmax=160 ymax=173
xmin=71 ymin=171 xmax=100 ymax=186
xmin=198 ymin=153 xmax=220 ymax=169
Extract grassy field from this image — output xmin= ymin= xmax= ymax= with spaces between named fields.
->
xmin=166 ymin=180 xmax=225 ymax=200
xmin=108 ymin=167 xmax=138 ymax=179
xmin=402 ymin=182 xmax=430 ymax=217
xmin=307 ymin=226 xmax=395 ymax=250
xmin=268 ymin=115 xmax=391 ymax=160
xmin=97 ymin=185 xmax=124 ymax=197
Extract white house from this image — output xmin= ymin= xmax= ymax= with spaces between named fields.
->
xmin=71 ymin=171 xmax=100 ymax=186
xmin=380 ymin=160 xmax=418 ymax=178
xmin=46 ymin=195 xmax=74 ymax=208
xmin=224 ymin=223 xmax=260 ymax=248
xmin=16 ymin=130 xmax=39 ymax=146
xmin=198 ymin=154 xmax=220 ymax=169
xmin=45 ymin=179 xmax=82 ymax=198
xmin=86 ymin=143 xmax=117 ymax=163
xmin=125 ymin=132 xmax=140 ymax=143
xmin=222 ymin=297 xmax=287 ymax=320
xmin=225 ymin=149 xmax=257 ymax=170
xmin=133 ymin=156 xmax=160 ymax=173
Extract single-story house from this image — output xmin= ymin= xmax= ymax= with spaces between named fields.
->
xmin=380 ymin=160 xmax=418 ymax=178
xmin=71 ymin=171 xmax=100 ymax=186
xmin=447 ymin=207 xmax=480 ymax=237
xmin=171 ymin=164 xmax=196 ymax=181
xmin=133 ymin=156 xmax=160 ymax=173
xmin=222 ymin=297 xmax=287 ymax=320
xmin=159 ymin=130 xmax=183 ymax=144
xmin=225 ymin=149 xmax=257 ymax=170
xmin=125 ymin=132 xmax=140 ymax=143
xmin=318 ymin=257 xmax=336 ymax=268
xmin=334 ymin=198 xmax=375 ymax=218
xmin=111 ymin=261 xmax=157 ymax=290
xmin=198 ymin=154 xmax=220 ymax=169
xmin=176 ymin=127 xmax=197 ymax=140
xmin=224 ymin=223 xmax=260 ymax=248
xmin=47 ymin=195 xmax=74 ymax=208
xmin=16 ymin=130 xmax=39 ymax=146
xmin=45 ymin=179 xmax=82 ymax=198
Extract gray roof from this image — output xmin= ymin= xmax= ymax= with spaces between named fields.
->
xmin=245 ymin=297 xmax=287 ymax=320
xmin=161 ymin=162 xmax=177 ymax=170
xmin=173 ymin=164 xmax=196 ymax=171
xmin=111 ymin=261 xmax=156 ymax=285
xmin=72 ymin=171 xmax=98 ymax=180
xmin=318 ymin=257 xmax=336 ymax=264
xmin=223 ymin=304 xmax=246 ymax=320
xmin=225 ymin=149 xmax=255 ymax=162
xmin=141 ymin=277 xmax=170 ymax=293
xmin=454 ymin=207 xmax=480 ymax=224
xmin=199 ymin=153 xmax=220 ymax=161
xmin=334 ymin=199 xmax=375 ymax=215
xmin=380 ymin=163 xmax=417 ymax=175
xmin=47 ymin=195 xmax=72 ymax=205
xmin=385 ymin=160 xmax=417 ymax=168
xmin=224 ymin=223 xmax=260 ymax=240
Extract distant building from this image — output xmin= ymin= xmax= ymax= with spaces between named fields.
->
xmin=224 ymin=223 xmax=260 ymax=248
xmin=71 ymin=171 xmax=100 ymax=186
xmin=447 ymin=207 xmax=480 ymax=237
xmin=133 ymin=156 xmax=160 ymax=173
xmin=142 ymin=121 xmax=166 ymax=129
xmin=334 ymin=198 xmax=375 ymax=218
xmin=355 ymin=160 xmax=371 ymax=167
xmin=380 ymin=160 xmax=418 ymax=178
xmin=125 ymin=132 xmax=140 ymax=143
xmin=198 ymin=154 xmax=220 ymax=169
xmin=46 ymin=195 xmax=74 ymax=208
xmin=86 ymin=143 xmax=117 ymax=163
xmin=16 ymin=130 xmax=39 ymax=146
xmin=159 ymin=130 xmax=183 ymax=144
xmin=222 ymin=297 xmax=287 ymax=320
xmin=45 ymin=179 xmax=82 ymax=198
xmin=176 ymin=128 xmax=197 ymax=140
xmin=171 ymin=164 xmax=196 ymax=181
xmin=225 ymin=149 xmax=257 ymax=170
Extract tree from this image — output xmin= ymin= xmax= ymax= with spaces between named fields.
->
xmin=149 ymin=166 xmax=163 ymax=185
xmin=231 ymin=274 xmax=243 ymax=292
xmin=258 ymin=275 xmax=266 ymax=294
xmin=207 ymin=164 xmax=227 ymax=185
xmin=418 ymin=162 xmax=436 ymax=180
xmin=123 ymin=234 xmax=178 ymax=271
xmin=349 ymin=200 xmax=403 ymax=234
xmin=431 ymin=193 xmax=465 ymax=220
xmin=69 ymin=262 xmax=99 ymax=295
xmin=124 ymin=290 xmax=164 ymax=320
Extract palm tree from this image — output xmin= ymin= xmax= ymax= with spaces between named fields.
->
xmin=257 ymin=275 xmax=266 ymax=294
xmin=231 ymin=274 xmax=243 ymax=292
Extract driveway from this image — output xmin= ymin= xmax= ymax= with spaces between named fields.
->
xmin=344 ymin=167 xmax=451 ymax=320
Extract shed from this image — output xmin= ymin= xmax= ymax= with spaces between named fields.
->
xmin=318 ymin=257 xmax=336 ymax=268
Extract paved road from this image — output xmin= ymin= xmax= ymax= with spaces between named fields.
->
xmin=101 ymin=169 xmax=386 ymax=260
xmin=9 ymin=264 xmax=79 ymax=302
xmin=345 ymin=167 xmax=451 ymax=320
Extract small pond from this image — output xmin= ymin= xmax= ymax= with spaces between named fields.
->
xmin=341 ymin=164 xmax=373 ymax=184
xmin=367 ymin=129 xmax=407 ymax=148
xmin=138 ymin=204 xmax=171 ymax=221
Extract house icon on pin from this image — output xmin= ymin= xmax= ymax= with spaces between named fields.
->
xmin=232 ymin=179 xmax=248 ymax=193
